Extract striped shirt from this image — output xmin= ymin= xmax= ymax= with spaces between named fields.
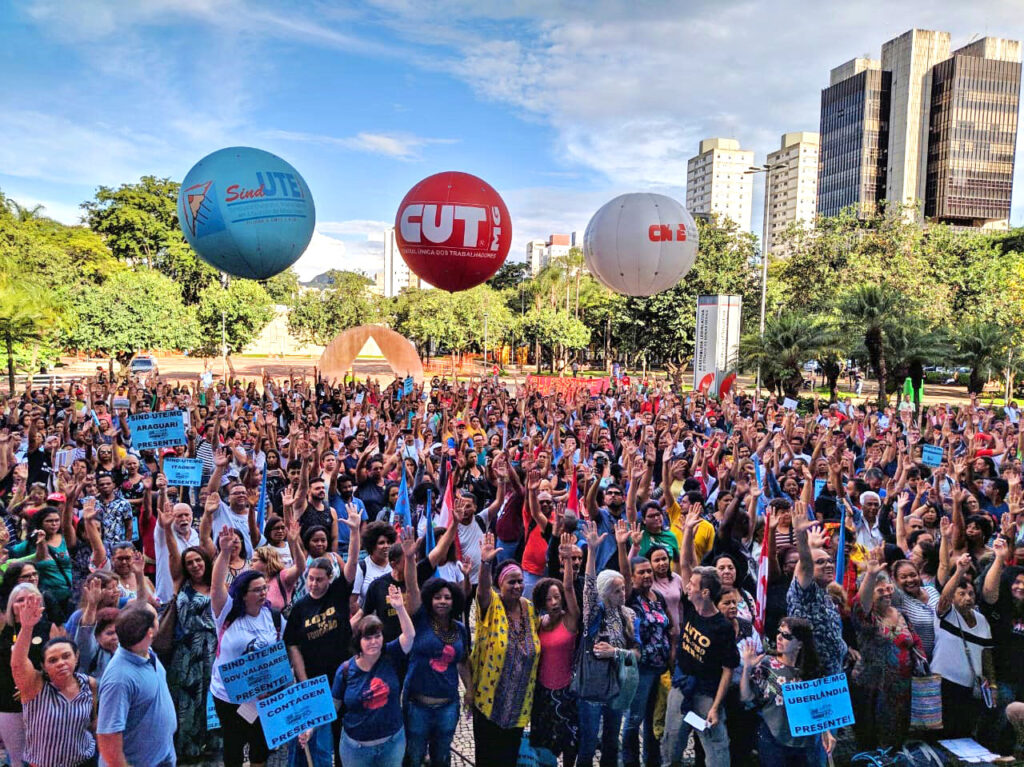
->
xmin=23 ymin=672 xmax=95 ymax=767
xmin=894 ymin=585 xmax=940 ymax=658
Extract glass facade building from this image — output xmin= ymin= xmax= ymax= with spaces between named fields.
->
xmin=925 ymin=54 xmax=1021 ymax=225
xmin=817 ymin=69 xmax=892 ymax=218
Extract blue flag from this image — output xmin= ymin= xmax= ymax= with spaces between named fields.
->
xmin=424 ymin=489 xmax=438 ymax=579
xmin=394 ymin=463 xmax=412 ymax=529
xmin=256 ymin=463 xmax=268 ymax=533
xmin=835 ymin=502 xmax=848 ymax=585
xmin=752 ymin=454 xmax=768 ymax=517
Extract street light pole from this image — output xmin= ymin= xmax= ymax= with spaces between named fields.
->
xmin=483 ymin=312 xmax=489 ymax=371
xmin=745 ymin=163 xmax=784 ymax=401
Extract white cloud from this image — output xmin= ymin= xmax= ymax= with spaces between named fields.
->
xmin=266 ymin=130 xmax=457 ymax=160
xmin=294 ymin=231 xmax=385 ymax=281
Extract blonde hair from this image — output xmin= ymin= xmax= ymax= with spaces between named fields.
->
xmin=254 ymin=546 xmax=285 ymax=577
xmin=6 ymin=583 xmax=42 ymax=626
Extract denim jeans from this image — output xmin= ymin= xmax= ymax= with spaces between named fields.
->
xmin=578 ymin=699 xmax=623 ymax=767
xmin=338 ymin=728 xmax=406 ymax=767
xmin=661 ymin=687 xmax=730 ymax=767
xmin=621 ymin=667 xmax=661 ymax=767
xmin=756 ymin=720 xmax=819 ymax=767
xmin=287 ymin=721 xmax=334 ymax=767
xmin=523 ymin=570 xmax=542 ymax=598
xmin=405 ymin=698 xmax=459 ymax=767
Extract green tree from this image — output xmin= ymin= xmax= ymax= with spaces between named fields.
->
xmin=739 ymin=312 xmax=835 ymax=399
xmin=953 ymin=322 xmax=1008 ymax=395
xmin=196 ymin=280 xmax=275 ymax=357
xmin=66 ymin=269 xmax=199 ymax=365
xmin=487 ymin=261 xmax=530 ymax=291
xmin=518 ymin=308 xmax=590 ymax=372
xmin=81 ymin=176 xmax=218 ymax=303
xmin=262 ymin=269 xmax=300 ymax=305
xmin=838 ymin=284 xmax=904 ymax=407
xmin=288 ymin=271 xmax=379 ymax=345
xmin=0 ymin=264 xmax=62 ymax=392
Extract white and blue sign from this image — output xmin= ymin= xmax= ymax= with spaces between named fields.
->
xmin=782 ymin=672 xmax=855 ymax=736
xmin=206 ymin=690 xmax=221 ymax=730
xmin=814 ymin=479 xmax=826 ymax=500
xmin=177 ymin=147 xmax=316 ymax=280
xmin=921 ymin=444 xmax=944 ymax=468
xmin=404 ymin=376 xmax=414 ymax=396
xmin=164 ymin=457 xmax=203 ymax=487
xmin=220 ymin=641 xmax=293 ymax=703
xmin=127 ymin=410 xmax=187 ymax=450
xmin=257 ymin=676 xmax=337 ymax=750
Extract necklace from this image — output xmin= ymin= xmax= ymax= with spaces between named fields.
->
xmin=431 ymin=616 xmax=458 ymax=645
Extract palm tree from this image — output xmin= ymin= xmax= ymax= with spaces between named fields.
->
xmin=954 ymin=322 xmax=1009 ymax=395
xmin=886 ymin=319 xmax=950 ymax=408
xmin=0 ymin=267 xmax=60 ymax=393
xmin=740 ymin=311 xmax=836 ymax=399
xmin=839 ymin=284 xmax=904 ymax=407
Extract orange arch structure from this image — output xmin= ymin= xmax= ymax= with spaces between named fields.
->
xmin=318 ymin=325 xmax=424 ymax=383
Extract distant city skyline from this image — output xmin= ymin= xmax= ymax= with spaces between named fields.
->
xmin=3 ymin=3 xmax=1024 ymax=280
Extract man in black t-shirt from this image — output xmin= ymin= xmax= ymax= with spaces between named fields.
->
xmin=283 ymin=513 xmax=360 ymax=764
xmin=662 ymin=566 xmax=738 ymax=767
xmin=363 ymin=537 xmax=416 ymax=642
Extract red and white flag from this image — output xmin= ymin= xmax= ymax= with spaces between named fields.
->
xmin=438 ymin=463 xmax=456 ymax=528
xmin=567 ymin=459 xmax=582 ymax=519
xmin=753 ymin=512 xmax=770 ymax=637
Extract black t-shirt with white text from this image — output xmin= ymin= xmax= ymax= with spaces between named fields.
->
xmin=283 ymin=574 xmax=354 ymax=680
xmin=673 ymin=595 xmax=740 ymax=696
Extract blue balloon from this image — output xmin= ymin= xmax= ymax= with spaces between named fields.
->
xmin=177 ymin=147 xmax=316 ymax=280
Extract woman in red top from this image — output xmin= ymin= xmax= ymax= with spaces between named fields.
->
xmin=530 ymin=533 xmax=580 ymax=766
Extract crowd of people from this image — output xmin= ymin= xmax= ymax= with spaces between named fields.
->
xmin=1 ymin=366 xmax=1023 ymax=767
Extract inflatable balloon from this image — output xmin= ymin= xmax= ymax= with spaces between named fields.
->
xmin=394 ymin=171 xmax=511 ymax=292
xmin=583 ymin=193 xmax=698 ymax=296
xmin=177 ymin=147 xmax=315 ymax=280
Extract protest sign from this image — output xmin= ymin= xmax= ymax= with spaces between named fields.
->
xmin=257 ymin=676 xmax=337 ymax=750
xmin=220 ymin=641 xmax=293 ymax=703
xmin=207 ymin=690 xmax=220 ymax=730
xmin=404 ymin=375 xmax=414 ymax=396
xmin=112 ymin=396 xmax=131 ymax=410
xmin=127 ymin=410 xmax=186 ymax=450
xmin=921 ymin=444 xmax=944 ymax=468
xmin=164 ymin=457 xmax=203 ymax=487
xmin=782 ymin=397 xmax=798 ymax=411
xmin=814 ymin=478 xmax=826 ymax=500
xmin=782 ymin=672 xmax=854 ymax=736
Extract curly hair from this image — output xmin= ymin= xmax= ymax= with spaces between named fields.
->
xmin=420 ymin=577 xmax=466 ymax=621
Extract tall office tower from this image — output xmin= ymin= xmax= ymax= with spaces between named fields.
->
xmin=881 ymin=30 xmax=952 ymax=211
xmin=764 ymin=132 xmax=820 ymax=253
xmin=686 ymin=138 xmax=755 ymax=230
xmin=528 ymin=234 xmax=573 ymax=276
xmin=925 ymin=37 xmax=1022 ymax=229
xmin=817 ymin=58 xmax=892 ymax=218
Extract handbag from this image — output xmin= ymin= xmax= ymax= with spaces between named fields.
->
xmin=151 ymin=596 xmax=179 ymax=654
xmin=909 ymin=648 xmax=943 ymax=731
xmin=570 ymin=605 xmax=621 ymax=702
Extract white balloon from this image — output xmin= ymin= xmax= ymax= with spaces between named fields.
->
xmin=583 ymin=193 xmax=699 ymax=296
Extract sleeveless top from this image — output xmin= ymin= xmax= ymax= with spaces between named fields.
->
xmin=23 ymin=671 xmax=96 ymax=767
xmin=537 ymin=620 xmax=576 ymax=690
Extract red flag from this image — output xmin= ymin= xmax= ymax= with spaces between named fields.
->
xmin=753 ymin=512 xmax=770 ymax=637
xmin=439 ymin=460 xmax=461 ymax=559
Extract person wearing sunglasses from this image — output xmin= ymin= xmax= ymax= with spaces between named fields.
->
xmin=739 ymin=617 xmax=835 ymax=765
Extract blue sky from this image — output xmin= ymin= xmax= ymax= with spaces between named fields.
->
xmin=2 ymin=0 xmax=1024 ymax=281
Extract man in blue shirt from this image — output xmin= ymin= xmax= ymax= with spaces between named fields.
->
xmin=97 ymin=604 xmax=177 ymax=767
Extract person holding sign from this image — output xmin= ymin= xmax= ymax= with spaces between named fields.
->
xmin=331 ymin=585 xmax=415 ymax=767
xmin=210 ymin=526 xmax=284 ymax=767
xmin=739 ymin=617 xmax=834 ymax=765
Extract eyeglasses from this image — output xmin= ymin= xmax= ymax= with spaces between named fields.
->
xmin=813 ymin=558 xmax=832 ymax=566
xmin=247 ymin=585 xmax=269 ymax=596
xmin=777 ymin=630 xmax=795 ymax=641
xmin=18 ymin=572 xmax=38 ymax=581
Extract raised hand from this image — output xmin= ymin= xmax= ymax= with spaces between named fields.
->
xmin=480 ymin=532 xmax=498 ymax=562
xmin=614 ymin=518 xmax=631 ymax=545
xmin=558 ymin=532 xmax=577 ymax=560
xmin=581 ymin=519 xmax=607 ymax=550
xmin=217 ymin=525 xmax=238 ymax=556
xmin=386 ymin=584 xmax=405 ymax=611
xmin=400 ymin=525 xmax=418 ymax=557
xmin=344 ymin=504 xmax=362 ymax=532
xmin=740 ymin=637 xmax=763 ymax=669
xmin=993 ymin=536 xmax=1011 ymax=564
xmin=158 ymin=502 xmax=175 ymax=530
xmin=18 ymin=592 xmax=44 ymax=629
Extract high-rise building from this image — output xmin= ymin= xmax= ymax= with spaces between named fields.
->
xmin=925 ymin=38 xmax=1022 ymax=228
xmin=882 ymin=29 xmax=951 ymax=209
xmin=817 ymin=59 xmax=891 ymax=218
xmin=686 ymin=138 xmax=755 ymax=230
xmin=764 ymin=132 xmax=820 ymax=253
xmin=528 ymin=233 xmax=573 ymax=276
xmin=381 ymin=227 xmax=428 ymax=297
xmin=818 ymin=29 xmax=1021 ymax=228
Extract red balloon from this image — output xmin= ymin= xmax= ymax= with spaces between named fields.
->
xmin=394 ymin=171 xmax=511 ymax=292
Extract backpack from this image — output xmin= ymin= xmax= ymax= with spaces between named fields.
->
xmin=899 ymin=742 xmax=946 ymax=767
